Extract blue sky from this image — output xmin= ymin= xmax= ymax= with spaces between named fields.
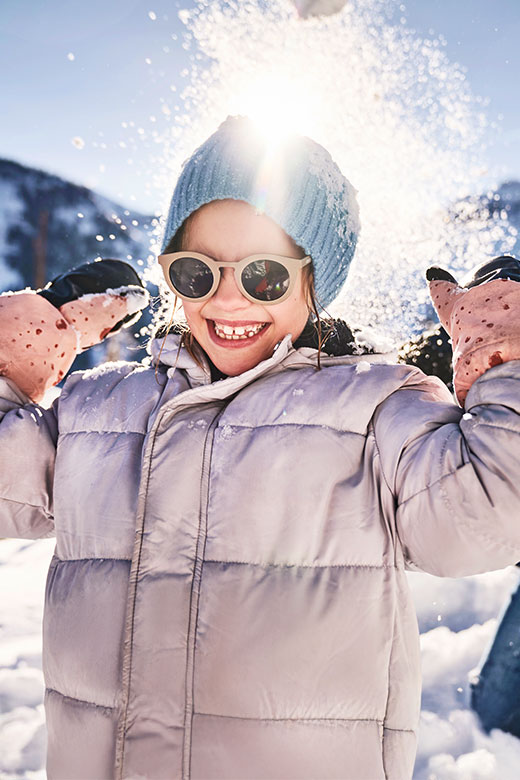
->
xmin=1 ymin=0 xmax=519 ymax=213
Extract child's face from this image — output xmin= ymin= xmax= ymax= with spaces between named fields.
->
xmin=181 ymin=199 xmax=310 ymax=376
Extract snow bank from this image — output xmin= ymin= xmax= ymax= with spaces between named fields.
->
xmin=0 ymin=539 xmax=54 ymax=778
xmin=411 ymin=568 xmax=520 ymax=778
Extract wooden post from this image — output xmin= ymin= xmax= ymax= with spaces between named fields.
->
xmin=33 ymin=209 xmax=49 ymax=289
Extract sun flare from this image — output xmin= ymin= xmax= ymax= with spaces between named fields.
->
xmin=230 ymin=75 xmax=322 ymax=143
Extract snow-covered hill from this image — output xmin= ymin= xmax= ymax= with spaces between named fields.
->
xmin=0 ymin=158 xmax=159 ymax=368
xmin=0 ymin=158 xmax=155 ymax=294
xmin=451 ymin=181 xmax=520 ymax=258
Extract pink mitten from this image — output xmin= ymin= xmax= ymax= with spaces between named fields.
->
xmin=427 ymin=256 xmax=520 ymax=405
xmin=0 ymin=259 xmax=149 ymax=402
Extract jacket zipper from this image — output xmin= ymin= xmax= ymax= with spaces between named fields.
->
xmin=182 ymin=409 xmax=223 ymax=779
xmin=114 ymin=395 xmax=223 ymax=779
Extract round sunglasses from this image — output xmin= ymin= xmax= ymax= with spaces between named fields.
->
xmin=158 ymin=252 xmax=312 ymax=305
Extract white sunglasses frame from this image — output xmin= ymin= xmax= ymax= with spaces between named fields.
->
xmin=158 ymin=251 xmax=312 ymax=305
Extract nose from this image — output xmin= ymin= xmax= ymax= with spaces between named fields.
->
xmin=211 ymin=267 xmax=250 ymax=310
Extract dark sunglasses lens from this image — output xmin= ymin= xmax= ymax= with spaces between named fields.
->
xmin=242 ymin=260 xmax=290 ymax=302
xmin=169 ymin=257 xmax=214 ymax=298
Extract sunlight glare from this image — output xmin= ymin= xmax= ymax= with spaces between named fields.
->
xmin=230 ymin=75 xmax=321 ymax=143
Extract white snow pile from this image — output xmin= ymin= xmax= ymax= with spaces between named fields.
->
xmin=410 ymin=566 xmax=520 ymax=779
xmin=1 ymin=539 xmax=520 ymax=778
xmin=0 ymin=539 xmax=53 ymax=780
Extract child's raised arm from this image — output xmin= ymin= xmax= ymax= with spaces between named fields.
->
xmin=0 ymin=259 xmax=148 ymax=540
xmin=375 ymin=256 xmax=520 ymax=576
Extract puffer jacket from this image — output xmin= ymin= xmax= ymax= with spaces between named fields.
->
xmin=2 ymin=334 xmax=520 ymax=780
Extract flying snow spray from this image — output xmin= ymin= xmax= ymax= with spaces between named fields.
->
xmin=146 ymin=0 xmax=516 ymax=346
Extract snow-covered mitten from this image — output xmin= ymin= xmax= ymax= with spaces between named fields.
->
xmin=426 ymin=255 xmax=520 ymax=405
xmin=0 ymin=259 xmax=149 ymax=402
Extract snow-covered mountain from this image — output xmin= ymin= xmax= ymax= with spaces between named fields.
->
xmin=450 ymin=180 xmax=520 ymax=258
xmin=0 ymin=158 xmax=155 ymax=294
xmin=481 ymin=180 xmax=520 ymax=230
xmin=0 ymin=158 xmax=159 ymax=368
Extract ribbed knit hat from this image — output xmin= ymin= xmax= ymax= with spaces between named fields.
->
xmin=160 ymin=116 xmax=360 ymax=308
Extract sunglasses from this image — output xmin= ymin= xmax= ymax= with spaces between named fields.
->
xmin=158 ymin=252 xmax=312 ymax=305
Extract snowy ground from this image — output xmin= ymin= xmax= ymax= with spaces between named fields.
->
xmin=1 ymin=540 xmax=520 ymax=779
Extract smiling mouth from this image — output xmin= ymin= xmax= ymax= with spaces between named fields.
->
xmin=209 ymin=320 xmax=269 ymax=342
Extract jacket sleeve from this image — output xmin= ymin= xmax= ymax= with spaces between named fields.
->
xmin=373 ymin=361 xmax=520 ymax=577
xmin=0 ymin=376 xmax=57 ymax=539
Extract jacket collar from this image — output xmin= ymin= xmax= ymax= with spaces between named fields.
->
xmin=149 ymin=332 xmax=396 ymax=396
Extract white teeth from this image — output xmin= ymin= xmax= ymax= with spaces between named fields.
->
xmin=213 ymin=321 xmax=265 ymax=340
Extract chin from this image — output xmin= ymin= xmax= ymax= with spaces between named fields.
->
xmin=211 ymin=357 xmax=264 ymax=376
xmin=212 ymin=354 xmax=264 ymax=376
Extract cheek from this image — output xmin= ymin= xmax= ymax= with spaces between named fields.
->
xmin=273 ymin=293 xmax=309 ymax=335
xmin=182 ymin=302 xmax=203 ymax=331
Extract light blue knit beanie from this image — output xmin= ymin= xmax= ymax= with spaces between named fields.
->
xmin=160 ymin=116 xmax=360 ymax=308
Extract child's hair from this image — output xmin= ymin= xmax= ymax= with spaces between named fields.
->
xmin=163 ymin=214 xmax=330 ymax=370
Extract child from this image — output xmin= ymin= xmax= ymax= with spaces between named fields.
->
xmin=1 ymin=116 xmax=520 ymax=780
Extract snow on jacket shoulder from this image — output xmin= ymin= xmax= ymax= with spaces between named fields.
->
xmin=1 ymin=334 xmax=520 ymax=780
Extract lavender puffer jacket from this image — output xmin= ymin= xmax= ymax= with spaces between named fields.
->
xmin=2 ymin=334 xmax=520 ymax=780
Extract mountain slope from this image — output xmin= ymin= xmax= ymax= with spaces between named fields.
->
xmin=0 ymin=158 xmax=154 ymax=293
